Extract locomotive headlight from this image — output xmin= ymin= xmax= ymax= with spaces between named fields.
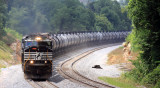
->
xmin=45 ymin=61 xmax=47 ymax=64
xmin=35 ymin=37 xmax=42 ymax=41
xmin=30 ymin=60 xmax=34 ymax=64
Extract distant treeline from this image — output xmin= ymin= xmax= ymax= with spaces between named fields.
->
xmin=0 ymin=0 xmax=131 ymax=35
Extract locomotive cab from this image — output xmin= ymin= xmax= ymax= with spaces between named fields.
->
xmin=21 ymin=35 xmax=53 ymax=79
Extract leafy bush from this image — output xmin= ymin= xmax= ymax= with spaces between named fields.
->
xmin=142 ymin=65 xmax=160 ymax=87
xmin=124 ymin=59 xmax=148 ymax=82
xmin=126 ymin=29 xmax=151 ymax=52
xmin=4 ymin=28 xmax=22 ymax=40
xmin=1 ymin=28 xmax=22 ymax=44
xmin=154 ymin=79 xmax=160 ymax=88
xmin=126 ymin=29 xmax=138 ymax=51
xmin=126 ymin=1 xmax=160 ymax=87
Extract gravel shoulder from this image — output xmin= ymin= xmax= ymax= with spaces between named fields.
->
xmin=0 ymin=65 xmax=32 ymax=88
xmin=75 ymin=45 xmax=124 ymax=83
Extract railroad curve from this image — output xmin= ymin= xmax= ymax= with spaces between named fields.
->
xmin=58 ymin=45 xmax=117 ymax=88
xmin=26 ymin=43 xmax=120 ymax=88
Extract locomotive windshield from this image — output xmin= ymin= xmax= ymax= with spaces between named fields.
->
xmin=25 ymin=41 xmax=52 ymax=48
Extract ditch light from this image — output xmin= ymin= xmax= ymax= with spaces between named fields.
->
xmin=30 ymin=60 xmax=34 ymax=64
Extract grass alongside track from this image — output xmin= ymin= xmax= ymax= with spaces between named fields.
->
xmin=0 ymin=28 xmax=22 ymax=69
xmin=0 ymin=41 xmax=13 ymax=68
xmin=98 ymin=46 xmax=143 ymax=88
xmin=99 ymin=76 xmax=143 ymax=88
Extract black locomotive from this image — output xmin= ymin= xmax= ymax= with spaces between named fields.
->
xmin=21 ymin=31 xmax=129 ymax=79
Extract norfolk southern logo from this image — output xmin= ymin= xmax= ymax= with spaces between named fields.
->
xmin=36 ymin=52 xmax=43 ymax=60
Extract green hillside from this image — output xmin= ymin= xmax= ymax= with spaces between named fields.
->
xmin=0 ymin=28 xmax=22 ymax=69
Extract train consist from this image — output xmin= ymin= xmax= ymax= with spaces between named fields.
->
xmin=21 ymin=31 xmax=129 ymax=79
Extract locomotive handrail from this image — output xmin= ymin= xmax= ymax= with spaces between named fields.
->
xmin=47 ymin=49 xmax=53 ymax=65
xmin=24 ymin=49 xmax=30 ymax=71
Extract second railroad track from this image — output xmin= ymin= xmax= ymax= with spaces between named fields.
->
xmin=58 ymin=45 xmax=116 ymax=88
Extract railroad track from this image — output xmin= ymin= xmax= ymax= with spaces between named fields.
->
xmin=26 ymin=79 xmax=58 ymax=88
xmin=26 ymin=44 xmax=119 ymax=88
xmin=58 ymin=45 xmax=116 ymax=88
xmin=25 ymin=45 xmax=100 ymax=88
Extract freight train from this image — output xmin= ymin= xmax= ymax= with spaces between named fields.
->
xmin=21 ymin=31 xmax=129 ymax=79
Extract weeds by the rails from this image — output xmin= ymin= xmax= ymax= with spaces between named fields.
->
xmin=107 ymin=46 xmax=138 ymax=69
xmin=99 ymin=75 xmax=143 ymax=88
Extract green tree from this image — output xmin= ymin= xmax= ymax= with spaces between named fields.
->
xmin=53 ymin=0 xmax=95 ymax=31
xmin=95 ymin=14 xmax=113 ymax=31
xmin=88 ymin=0 xmax=131 ymax=31
xmin=7 ymin=7 xmax=50 ymax=34
xmin=6 ymin=0 xmax=96 ymax=33
xmin=0 ymin=0 xmax=7 ymax=37
xmin=36 ymin=0 xmax=63 ymax=30
xmin=7 ymin=0 xmax=51 ymax=34
xmin=127 ymin=0 xmax=160 ymax=87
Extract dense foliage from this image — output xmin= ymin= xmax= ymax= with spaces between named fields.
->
xmin=126 ymin=0 xmax=160 ymax=87
xmin=0 ymin=0 xmax=22 ymax=43
xmin=0 ymin=0 xmax=7 ymax=37
xmin=95 ymin=14 xmax=113 ymax=31
xmin=0 ymin=0 xmax=131 ymax=35
xmin=6 ymin=0 xmax=95 ymax=34
xmin=88 ymin=0 xmax=131 ymax=31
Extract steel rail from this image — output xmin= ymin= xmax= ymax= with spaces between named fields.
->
xmin=26 ymin=79 xmax=58 ymax=88
xmin=26 ymin=79 xmax=43 ymax=88
xmin=59 ymin=45 xmax=116 ymax=88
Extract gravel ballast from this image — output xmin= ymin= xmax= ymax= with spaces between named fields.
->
xmin=0 ymin=65 xmax=32 ymax=88
xmin=0 ymin=46 xmax=98 ymax=88
xmin=0 ymin=44 xmax=122 ymax=88
xmin=75 ymin=45 xmax=123 ymax=83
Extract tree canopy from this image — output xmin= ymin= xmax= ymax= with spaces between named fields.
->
xmin=126 ymin=0 xmax=160 ymax=87
xmin=1 ymin=0 xmax=131 ymax=35
xmin=88 ymin=0 xmax=131 ymax=31
xmin=0 ymin=0 xmax=7 ymax=36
